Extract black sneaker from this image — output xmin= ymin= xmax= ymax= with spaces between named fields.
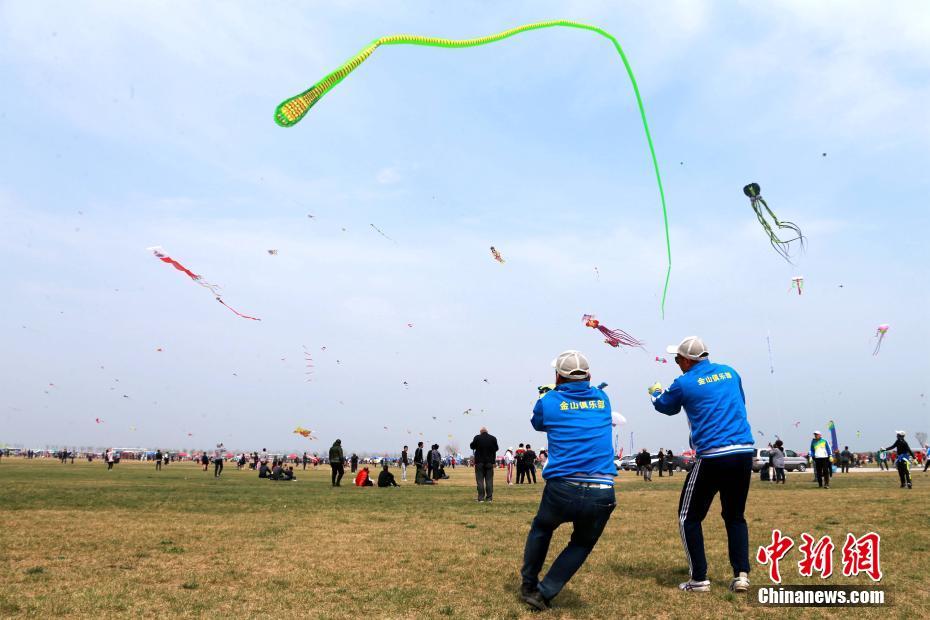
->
xmin=521 ymin=589 xmax=550 ymax=611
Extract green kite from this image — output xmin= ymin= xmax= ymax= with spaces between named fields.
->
xmin=275 ymin=20 xmax=672 ymax=317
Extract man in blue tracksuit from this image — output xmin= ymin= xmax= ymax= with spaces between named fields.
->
xmin=649 ymin=336 xmax=754 ymax=593
xmin=520 ymin=350 xmax=616 ymax=611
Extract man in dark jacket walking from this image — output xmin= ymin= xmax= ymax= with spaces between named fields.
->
xmin=329 ymin=439 xmax=345 ymax=487
xmin=470 ymin=427 xmax=499 ymax=502
xmin=350 ymin=453 xmax=359 ymax=474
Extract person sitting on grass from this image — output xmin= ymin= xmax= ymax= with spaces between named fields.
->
xmin=284 ymin=465 xmax=296 ymax=481
xmin=270 ymin=462 xmax=284 ymax=480
xmin=415 ymin=464 xmax=435 ymax=485
xmin=258 ymin=462 xmax=270 ymax=478
xmin=355 ymin=466 xmax=373 ymax=487
xmin=377 ymin=463 xmax=398 ymax=487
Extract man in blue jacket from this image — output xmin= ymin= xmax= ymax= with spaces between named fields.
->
xmin=649 ymin=336 xmax=754 ymax=594
xmin=520 ymin=350 xmax=616 ymax=611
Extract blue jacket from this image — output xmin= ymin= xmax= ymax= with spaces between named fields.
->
xmin=531 ymin=381 xmax=615 ymax=485
xmin=652 ymin=359 xmax=754 ymax=458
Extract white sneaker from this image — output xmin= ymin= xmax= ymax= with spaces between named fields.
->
xmin=679 ymin=580 xmax=711 ymax=592
xmin=729 ymin=572 xmax=750 ymax=592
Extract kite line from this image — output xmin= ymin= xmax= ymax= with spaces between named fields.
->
xmin=274 ymin=20 xmax=672 ymax=317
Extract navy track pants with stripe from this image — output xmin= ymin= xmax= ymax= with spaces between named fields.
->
xmin=678 ymin=452 xmax=752 ymax=582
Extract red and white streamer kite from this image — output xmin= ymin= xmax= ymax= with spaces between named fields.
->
xmin=148 ymin=246 xmax=260 ymax=321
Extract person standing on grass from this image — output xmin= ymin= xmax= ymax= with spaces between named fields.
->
xmin=523 ymin=444 xmax=538 ymax=484
xmin=414 ymin=441 xmax=424 ymax=471
xmin=877 ymin=448 xmax=889 ymax=471
xmin=840 ymin=446 xmax=852 ymax=474
xmin=400 ymin=446 xmax=409 ymax=482
xmin=810 ymin=431 xmax=832 ymax=488
xmin=649 ymin=336 xmax=754 ymax=594
xmin=213 ymin=444 xmax=225 ymax=478
xmin=155 ymin=449 xmax=163 ymax=471
xmin=504 ymin=447 xmax=515 ymax=485
xmin=771 ymin=440 xmax=786 ymax=484
xmin=885 ymin=431 xmax=915 ymax=489
xmin=666 ymin=449 xmax=675 ymax=476
xmin=520 ymin=350 xmax=616 ymax=611
xmin=470 ymin=426 xmax=499 ymax=503
xmin=350 ymin=453 xmax=359 ymax=474
xmin=302 ymin=452 xmax=309 ymax=471
xmin=329 ymin=439 xmax=345 ymax=487
xmin=106 ymin=448 xmax=115 ymax=470
xmin=516 ymin=443 xmax=527 ymax=484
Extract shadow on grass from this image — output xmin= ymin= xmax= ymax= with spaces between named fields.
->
xmin=608 ymin=560 xmax=687 ymax=587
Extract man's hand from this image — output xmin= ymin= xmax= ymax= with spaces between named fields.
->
xmin=648 ymin=382 xmax=663 ymax=397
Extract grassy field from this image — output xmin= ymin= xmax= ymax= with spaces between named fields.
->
xmin=0 ymin=460 xmax=928 ymax=618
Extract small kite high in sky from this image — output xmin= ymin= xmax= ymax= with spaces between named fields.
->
xmin=582 ymin=314 xmax=645 ymax=349
xmin=743 ymin=183 xmax=805 ymax=263
xmin=655 ymin=356 xmax=668 ymax=364
xmin=791 ymin=276 xmax=804 ymax=295
xmin=490 ymin=246 xmax=505 ymax=264
xmin=274 ymin=20 xmax=673 ymax=317
xmin=148 ymin=246 xmax=261 ymax=321
xmin=873 ymin=324 xmax=889 ymax=355
xmin=370 ymin=223 xmax=396 ymax=243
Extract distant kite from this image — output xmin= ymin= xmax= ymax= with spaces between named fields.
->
xmin=791 ymin=276 xmax=804 ymax=295
xmin=370 ymin=223 xmax=396 ymax=243
xmin=490 ymin=246 xmax=505 ymax=264
xmin=582 ymin=314 xmax=644 ymax=349
xmin=655 ymin=357 xmax=668 ymax=364
xmin=293 ymin=426 xmax=317 ymax=439
xmin=873 ymin=324 xmax=889 ymax=355
xmin=148 ymin=246 xmax=261 ymax=321
xmin=743 ymin=183 xmax=805 ymax=263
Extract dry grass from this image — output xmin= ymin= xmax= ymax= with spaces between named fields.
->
xmin=0 ymin=460 xmax=928 ymax=618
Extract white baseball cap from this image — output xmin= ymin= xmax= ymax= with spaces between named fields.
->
xmin=551 ymin=350 xmax=590 ymax=379
xmin=666 ymin=336 xmax=709 ymax=361
xmin=813 ymin=430 xmax=822 ymax=436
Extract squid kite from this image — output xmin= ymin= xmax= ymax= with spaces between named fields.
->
xmin=742 ymin=183 xmax=805 ymax=263
xmin=873 ymin=324 xmax=889 ymax=355
xmin=582 ymin=314 xmax=645 ymax=349
xmin=274 ymin=21 xmax=672 ymax=317
xmin=791 ymin=276 xmax=804 ymax=295
xmin=490 ymin=246 xmax=505 ymax=264
xmin=148 ymin=247 xmax=261 ymax=321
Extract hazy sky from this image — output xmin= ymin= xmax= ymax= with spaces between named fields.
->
xmin=1 ymin=1 xmax=928 ymax=455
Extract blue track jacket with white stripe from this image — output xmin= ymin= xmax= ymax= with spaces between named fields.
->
xmin=532 ymin=380 xmax=616 ymax=485
xmin=652 ymin=359 xmax=754 ymax=458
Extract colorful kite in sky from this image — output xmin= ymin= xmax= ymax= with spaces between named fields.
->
xmin=655 ymin=356 xmax=668 ymax=364
xmin=148 ymin=246 xmax=261 ymax=321
xmin=274 ymin=21 xmax=672 ymax=317
xmin=95 ymin=417 xmax=103 ymax=424
xmin=791 ymin=276 xmax=804 ymax=295
xmin=293 ymin=427 xmax=317 ymax=439
xmin=490 ymin=246 xmax=505 ymax=264
xmin=583 ymin=314 xmax=644 ymax=349
xmin=742 ymin=183 xmax=805 ymax=263
xmin=873 ymin=324 xmax=889 ymax=355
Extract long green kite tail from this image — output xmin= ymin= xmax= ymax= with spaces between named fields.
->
xmin=274 ymin=20 xmax=672 ymax=317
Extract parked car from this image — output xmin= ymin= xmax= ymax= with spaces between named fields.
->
xmin=617 ymin=455 xmax=638 ymax=471
xmin=752 ymin=448 xmax=807 ymax=472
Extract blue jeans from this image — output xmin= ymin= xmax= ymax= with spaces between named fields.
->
xmin=521 ymin=479 xmax=616 ymax=600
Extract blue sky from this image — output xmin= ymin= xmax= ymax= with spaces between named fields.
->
xmin=1 ymin=1 xmax=928 ymax=456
